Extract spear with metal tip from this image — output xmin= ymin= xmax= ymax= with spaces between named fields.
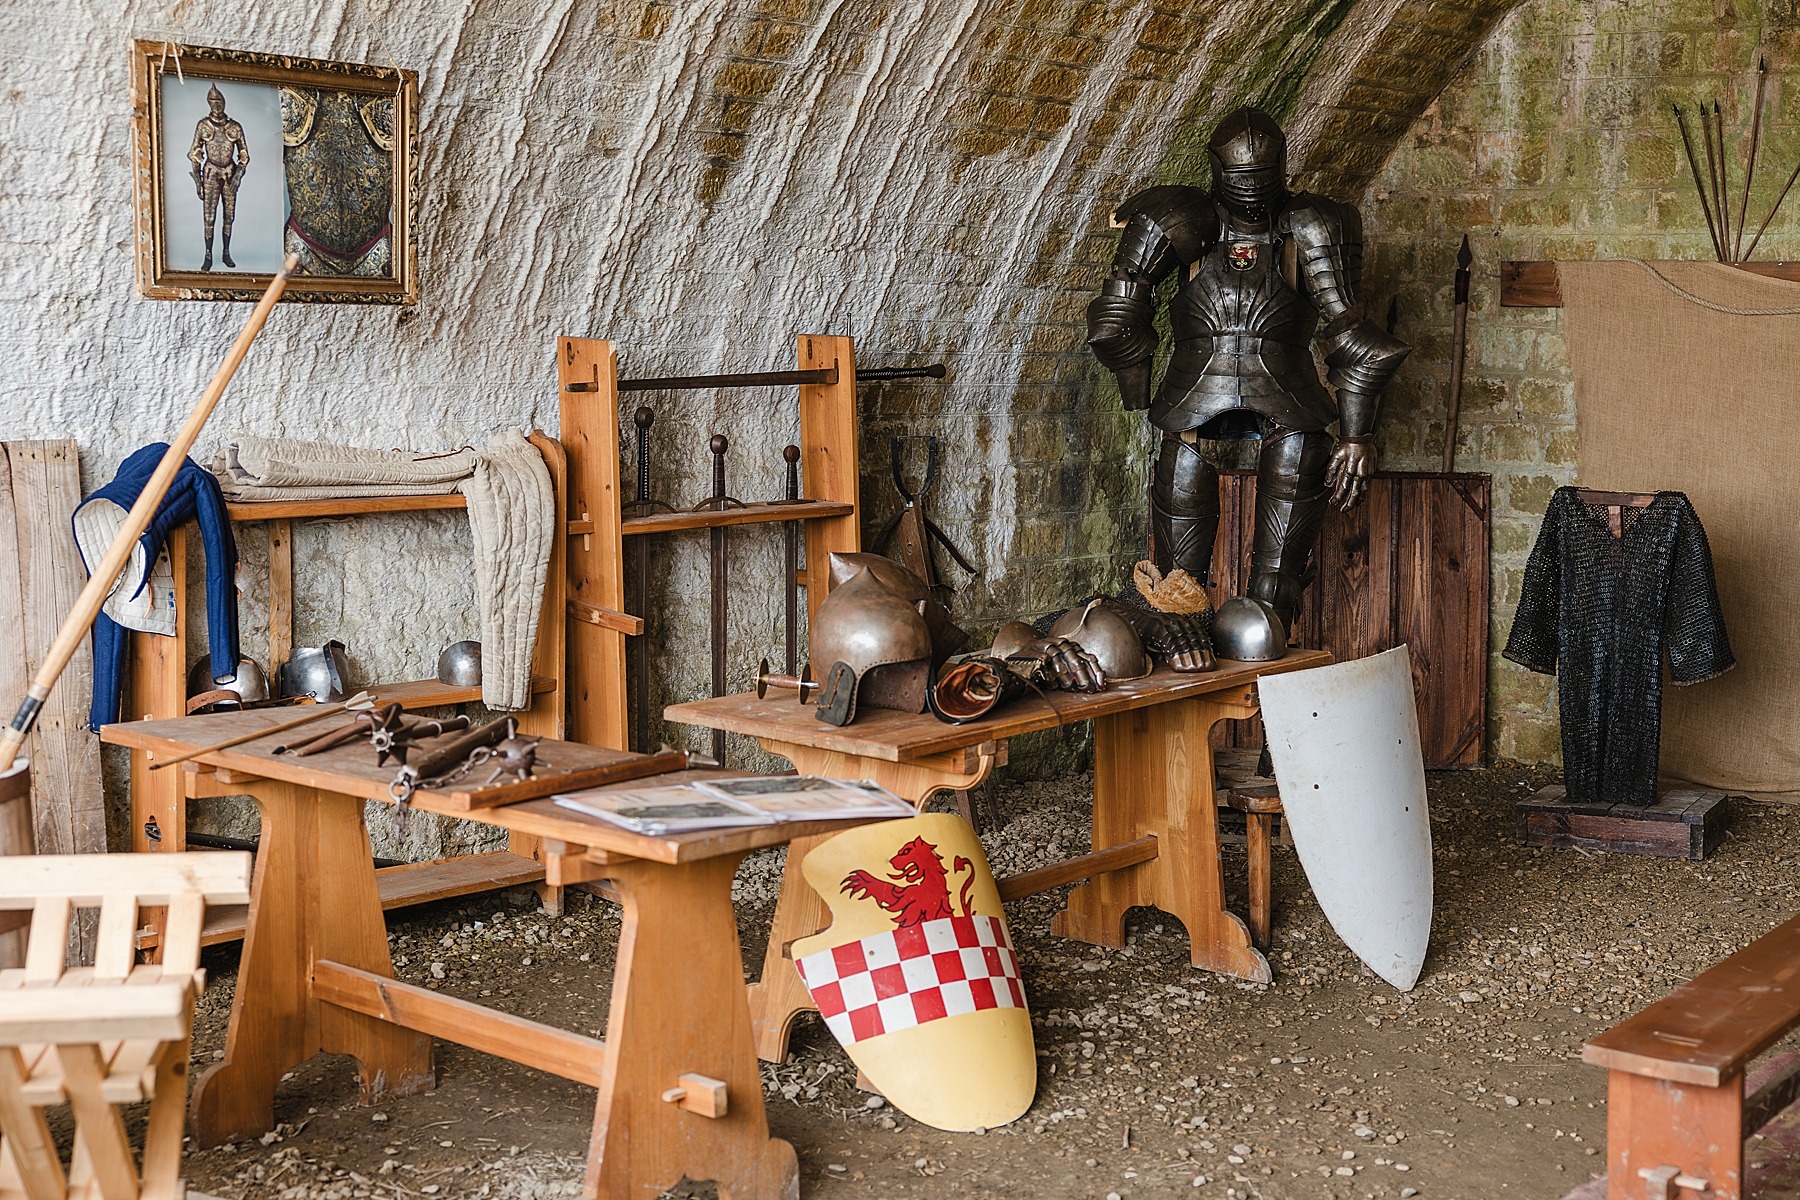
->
xmin=0 ymin=257 xmax=299 ymax=773
xmin=1735 ymin=57 xmax=1769 ymax=261
xmin=1675 ymin=105 xmax=1726 ymax=262
xmin=1442 ymin=235 xmax=1473 ymax=474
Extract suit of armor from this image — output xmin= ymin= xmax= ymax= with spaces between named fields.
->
xmin=1087 ymin=108 xmax=1409 ymax=629
xmin=187 ymin=85 xmax=249 ymax=271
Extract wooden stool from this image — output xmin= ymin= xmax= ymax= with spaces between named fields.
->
xmin=0 ymin=852 xmax=251 ymax=1200
xmin=1219 ymin=781 xmax=1283 ymax=950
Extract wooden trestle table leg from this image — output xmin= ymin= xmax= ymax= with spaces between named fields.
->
xmin=1052 ymin=690 xmax=1272 ymax=984
xmin=585 ymin=851 xmax=798 ymax=1200
xmin=190 ymin=781 xmax=435 ymax=1147
xmin=745 ymin=739 xmax=995 ymax=1063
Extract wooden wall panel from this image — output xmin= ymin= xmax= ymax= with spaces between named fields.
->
xmin=1202 ymin=471 xmax=1489 ymax=769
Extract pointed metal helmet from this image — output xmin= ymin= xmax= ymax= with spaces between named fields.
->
xmin=207 ymin=83 xmax=226 ymax=104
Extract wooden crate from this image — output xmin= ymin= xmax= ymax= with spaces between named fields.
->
xmin=1205 ymin=471 xmax=1490 ymax=769
xmin=1517 ymin=784 xmax=1731 ymax=860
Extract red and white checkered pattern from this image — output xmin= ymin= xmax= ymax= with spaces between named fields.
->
xmin=794 ymin=914 xmax=1027 ymax=1045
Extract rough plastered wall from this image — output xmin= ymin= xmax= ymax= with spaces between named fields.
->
xmin=0 ymin=0 xmax=1516 ymax=853
xmin=1359 ymin=0 xmax=1800 ymax=762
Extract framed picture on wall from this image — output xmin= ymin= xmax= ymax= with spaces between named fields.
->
xmin=129 ymin=41 xmax=419 ymax=303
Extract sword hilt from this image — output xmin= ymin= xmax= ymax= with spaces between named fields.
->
xmin=709 ymin=434 xmax=728 ymax=500
xmin=634 ymin=407 xmax=654 ymax=504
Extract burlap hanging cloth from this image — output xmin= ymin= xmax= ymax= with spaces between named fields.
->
xmin=1559 ymin=260 xmax=1800 ymax=799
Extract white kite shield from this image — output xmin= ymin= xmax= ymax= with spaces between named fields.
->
xmin=1257 ymin=646 xmax=1433 ymax=991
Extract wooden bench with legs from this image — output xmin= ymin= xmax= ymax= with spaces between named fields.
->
xmin=1569 ymin=909 xmax=1800 ymax=1200
xmin=0 ymin=851 xmax=252 ymax=1200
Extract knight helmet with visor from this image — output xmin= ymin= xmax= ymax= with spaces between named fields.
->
xmin=1208 ymin=106 xmax=1287 ymax=222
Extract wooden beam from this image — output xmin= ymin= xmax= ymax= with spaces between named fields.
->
xmin=996 ymin=836 xmax=1159 ymax=901
xmin=1501 ymin=259 xmax=1800 ymax=307
xmin=311 ymin=960 xmax=606 ymax=1088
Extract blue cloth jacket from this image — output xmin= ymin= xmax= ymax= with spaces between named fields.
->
xmin=78 ymin=444 xmax=239 ymax=729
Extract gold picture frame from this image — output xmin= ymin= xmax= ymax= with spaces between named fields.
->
xmin=130 ymin=41 xmax=419 ymax=303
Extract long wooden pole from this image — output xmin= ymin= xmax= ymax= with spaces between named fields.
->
xmin=0 ymin=257 xmax=297 ymax=772
xmin=1735 ymin=58 xmax=1768 ymax=262
xmin=1675 ymin=105 xmax=1726 ymax=262
xmin=1441 ymin=234 xmax=1473 ymax=474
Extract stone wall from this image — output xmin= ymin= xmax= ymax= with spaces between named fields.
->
xmin=1359 ymin=0 xmax=1800 ymax=761
xmin=0 ymin=0 xmax=1517 ymax=852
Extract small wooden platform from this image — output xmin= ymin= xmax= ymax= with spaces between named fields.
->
xmin=1517 ymin=785 xmax=1730 ymax=860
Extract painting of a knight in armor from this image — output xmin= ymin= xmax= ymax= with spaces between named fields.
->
xmin=131 ymin=42 xmax=418 ymax=303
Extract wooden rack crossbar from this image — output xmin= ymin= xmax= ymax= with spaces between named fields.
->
xmin=1501 ymin=259 xmax=1800 ymax=306
xmin=620 ymin=499 xmax=853 ymax=536
xmin=606 ymin=367 xmax=839 ymax=393
xmin=312 ymin=959 xmax=606 ymax=1088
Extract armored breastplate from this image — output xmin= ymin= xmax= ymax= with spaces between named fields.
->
xmin=195 ymin=118 xmax=242 ymax=168
xmin=281 ymin=88 xmax=395 ymax=275
xmin=1150 ymin=231 xmax=1338 ymax=434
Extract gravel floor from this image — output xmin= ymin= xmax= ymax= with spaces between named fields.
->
xmin=173 ymin=763 xmax=1800 ymax=1200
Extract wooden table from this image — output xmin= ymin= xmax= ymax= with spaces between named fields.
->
xmin=102 ymin=711 xmax=893 ymax=1200
xmin=667 ymin=652 xmax=1330 ymax=1062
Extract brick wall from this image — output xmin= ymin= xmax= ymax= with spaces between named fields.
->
xmin=1358 ymin=0 xmax=1800 ymax=761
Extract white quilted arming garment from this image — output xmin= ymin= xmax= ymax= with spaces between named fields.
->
xmin=216 ymin=431 xmax=554 ymax=710
xmin=457 ymin=431 xmax=554 ymax=710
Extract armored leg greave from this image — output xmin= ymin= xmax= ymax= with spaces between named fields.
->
xmin=1249 ymin=428 xmax=1332 ymax=629
xmin=1152 ymin=435 xmax=1221 ymax=583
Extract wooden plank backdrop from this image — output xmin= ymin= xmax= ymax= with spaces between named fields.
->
xmin=1204 ymin=470 xmax=1490 ymax=769
xmin=0 ymin=440 xmax=107 ymax=961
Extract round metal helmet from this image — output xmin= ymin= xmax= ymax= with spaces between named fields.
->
xmin=1047 ymin=599 xmax=1151 ymax=681
xmin=1208 ymin=106 xmax=1286 ymax=220
xmin=207 ymin=83 xmax=225 ymax=104
xmin=436 ymin=640 xmax=483 ymax=687
xmin=186 ymin=657 xmax=269 ymax=704
xmin=1211 ymin=596 xmax=1288 ymax=662
xmin=278 ymin=640 xmax=350 ymax=702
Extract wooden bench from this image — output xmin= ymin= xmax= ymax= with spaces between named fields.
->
xmin=0 ymin=852 xmax=252 ymax=1200
xmin=1571 ymin=910 xmax=1800 ymax=1200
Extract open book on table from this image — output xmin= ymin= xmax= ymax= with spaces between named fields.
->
xmin=553 ymin=775 xmax=916 ymax=836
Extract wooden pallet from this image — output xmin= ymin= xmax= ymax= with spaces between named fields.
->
xmin=1516 ymin=785 xmax=1731 ymax=861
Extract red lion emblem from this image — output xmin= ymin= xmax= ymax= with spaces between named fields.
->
xmin=840 ymin=836 xmax=975 ymax=927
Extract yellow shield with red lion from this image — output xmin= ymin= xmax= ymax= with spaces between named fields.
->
xmin=791 ymin=813 xmax=1036 ymax=1131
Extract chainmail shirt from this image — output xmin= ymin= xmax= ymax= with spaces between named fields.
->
xmin=1503 ymin=488 xmax=1733 ymax=807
